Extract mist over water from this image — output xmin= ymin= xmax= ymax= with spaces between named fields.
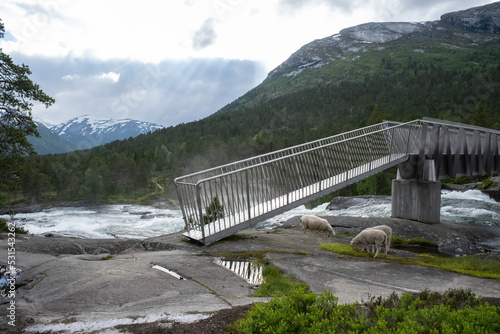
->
xmin=2 ymin=190 xmax=499 ymax=239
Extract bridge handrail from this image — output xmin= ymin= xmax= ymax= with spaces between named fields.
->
xmin=192 ymin=120 xmax=420 ymax=185
xmin=174 ymin=122 xmax=390 ymax=184
xmin=422 ymin=117 xmax=500 ymax=135
xmin=174 ymin=120 xmax=421 ymax=186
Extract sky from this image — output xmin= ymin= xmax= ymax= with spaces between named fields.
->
xmin=0 ymin=0 xmax=497 ymax=127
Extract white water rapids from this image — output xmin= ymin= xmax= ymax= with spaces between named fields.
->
xmin=1 ymin=190 xmax=499 ymax=239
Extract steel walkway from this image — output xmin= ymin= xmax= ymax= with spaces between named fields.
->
xmin=175 ymin=119 xmax=500 ymax=244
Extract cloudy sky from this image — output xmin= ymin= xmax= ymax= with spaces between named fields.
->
xmin=0 ymin=0 xmax=496 ymax=127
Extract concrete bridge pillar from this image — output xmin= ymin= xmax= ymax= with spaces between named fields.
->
xmin=391 ymin=159 xmax=441 ymax=224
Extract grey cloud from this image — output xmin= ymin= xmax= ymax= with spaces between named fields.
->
xmin=10 ymin=53 xmax=267 ymax=127
xmin=278 ymin=0 xmax=494 ymax=20
xmin=192 ymin=18 xmax=217 ymax=50
xmin=278 ymin=0 xmax=363 ymax=14
xmin=394 ymin=0 xmax=494 ymax=17
xmin=13 ymin=2 xmax=74 ymax=25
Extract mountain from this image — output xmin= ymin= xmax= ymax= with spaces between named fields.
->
xmin=30 ymin=115 xmax=165 ymax=154
xmin=51 ymin=115 xmax=164 ymax=150
xmin=14 ymin=3 xmax=500 ymax=204
xmin=29 ymin=122 xmax=78 ymax=155
xmin=219 ymin=2 xmax=500 ymax=114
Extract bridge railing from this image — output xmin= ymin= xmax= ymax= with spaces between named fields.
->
xmin=175 ymin=120 xmax=422 ymax=244
xmin=402 ymin=118 xmax=500 ymax=179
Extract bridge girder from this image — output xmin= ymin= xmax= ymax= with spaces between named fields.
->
xmin=398 ymin=120 xmax=500 ymax=181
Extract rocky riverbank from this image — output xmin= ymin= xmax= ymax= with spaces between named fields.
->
xmin=440 ymin=175 xmax=500 ymax=201
xmin=4 ymin=214 xmax=500 ymax=258
xmin=1 ymin=215 xmax=499 ymax=333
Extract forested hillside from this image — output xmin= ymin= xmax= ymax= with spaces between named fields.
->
xmin=2 ymin=3 xmax=500 ymax=207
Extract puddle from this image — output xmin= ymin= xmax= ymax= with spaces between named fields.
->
xmin=215 ymin=258 xmax=264 ymax=285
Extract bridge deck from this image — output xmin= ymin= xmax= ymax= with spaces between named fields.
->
xmin=182 ymin=153 xmax=407 ymax=243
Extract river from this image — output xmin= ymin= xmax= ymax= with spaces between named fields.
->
xmin=1 ymin=190 xmax=499 ymax=239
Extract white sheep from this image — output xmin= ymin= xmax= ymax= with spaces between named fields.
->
xmin=350 ymin=229 xmax=387 ymax=258
xmin=366 ymin=225 xmax=392 ymax=254
xmin=300 ymin=215 xmax=335 ymax=238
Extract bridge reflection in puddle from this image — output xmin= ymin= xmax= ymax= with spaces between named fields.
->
xmin=215 ymin=258 xmax=264 ymax=285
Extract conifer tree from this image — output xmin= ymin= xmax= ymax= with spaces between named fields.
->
xmin=0 ymin=19 xmax=55 ymax=160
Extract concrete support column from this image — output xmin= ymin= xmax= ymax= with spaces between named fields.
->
xmin=391 ymin=179 xmax=441 ymax=224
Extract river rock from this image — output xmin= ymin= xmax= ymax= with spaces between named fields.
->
xmin=283 ymin=215 xmax=500 ymax=257
xmin=12 ymin=236 xmax=141 ymax=256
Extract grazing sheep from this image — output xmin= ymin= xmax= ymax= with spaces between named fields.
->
xmin=366 ymin=225 xmax=393 ymax=254
xmin=350 ymin=229 xmax=387 ymax=258
xmin=300 ymin=215 xmax=335 ymax=238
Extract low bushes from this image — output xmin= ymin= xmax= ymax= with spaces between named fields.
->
xmin=230 ymin=288 xmax=500 ymax=333
xmin=0 ymin=218 xmax=28 ymax=234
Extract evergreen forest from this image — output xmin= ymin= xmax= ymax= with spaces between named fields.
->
xmin=2 ymin=38 xmax=500 ymax=207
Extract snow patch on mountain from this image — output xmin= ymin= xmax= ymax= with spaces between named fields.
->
xmin=33 ymin=117 xmax=55 ymax=130
xmin=340 ymin=22 xmax=427 ymax=43
xmin=50 ymin=115 xmax=164 ymax=150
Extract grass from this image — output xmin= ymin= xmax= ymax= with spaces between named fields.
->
xmin=320 ymin=243 xmax=373 ymax=258
xmin=391 ymin=235 xmax=440 ymax=254
xmin=391 ymin=235 xmax=438 ymax=248
xmin=418 ymin=254 xmax=500 ymax=279
xmin=253 ymin=264 xmax=309 ymax=297
xmin=320 ymin=243 xmax=500 ymax=280
xmin=211 ymin=250 xmax=310 ymax=297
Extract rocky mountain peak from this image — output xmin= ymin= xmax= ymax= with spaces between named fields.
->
xmin=267 ymin=3 xmax=500 ymax=80
xmin=339 ymin=22 xmax=427 ymax=43
xmin=441 ymin=2 xmax=500 ymax=34
xmin=31 ymin=115 xmax=165 ymax=153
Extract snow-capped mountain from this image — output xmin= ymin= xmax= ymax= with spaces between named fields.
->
xmin=29 ymin=115 xmax=164 ymax=154
xmin=50 ymin=115 xmax=164 ymax=150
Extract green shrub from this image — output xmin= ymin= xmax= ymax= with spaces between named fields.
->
xmin=477 ymin=178 xmax=497 ymax=189
xmin=230 ymin=288 xmax=500 ymax=333
xmin=0 ymin=218 xmax=28 ymax=234
xmin=440 ymin=176 xmax=473 ymax=185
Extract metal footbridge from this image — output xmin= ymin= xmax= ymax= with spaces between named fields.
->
xmin=175 ymin=119 xmax=500 ymax=244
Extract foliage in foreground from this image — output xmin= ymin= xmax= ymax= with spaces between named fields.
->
xmin=0 ymin=218 xmax=28 ymax=234
xmin=0 ymin=19 xmax=55 ymax=160
xmin=230 ymin=288 xmax=500 ymax=333
xmin=320 ymin=243 xmax=500 ymax=280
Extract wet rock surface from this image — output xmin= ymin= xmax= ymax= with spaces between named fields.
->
xmin=0 ymin=216 xmax=499 ymax=333
xmin=0 ymin=234 xmax=141 ymax=257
